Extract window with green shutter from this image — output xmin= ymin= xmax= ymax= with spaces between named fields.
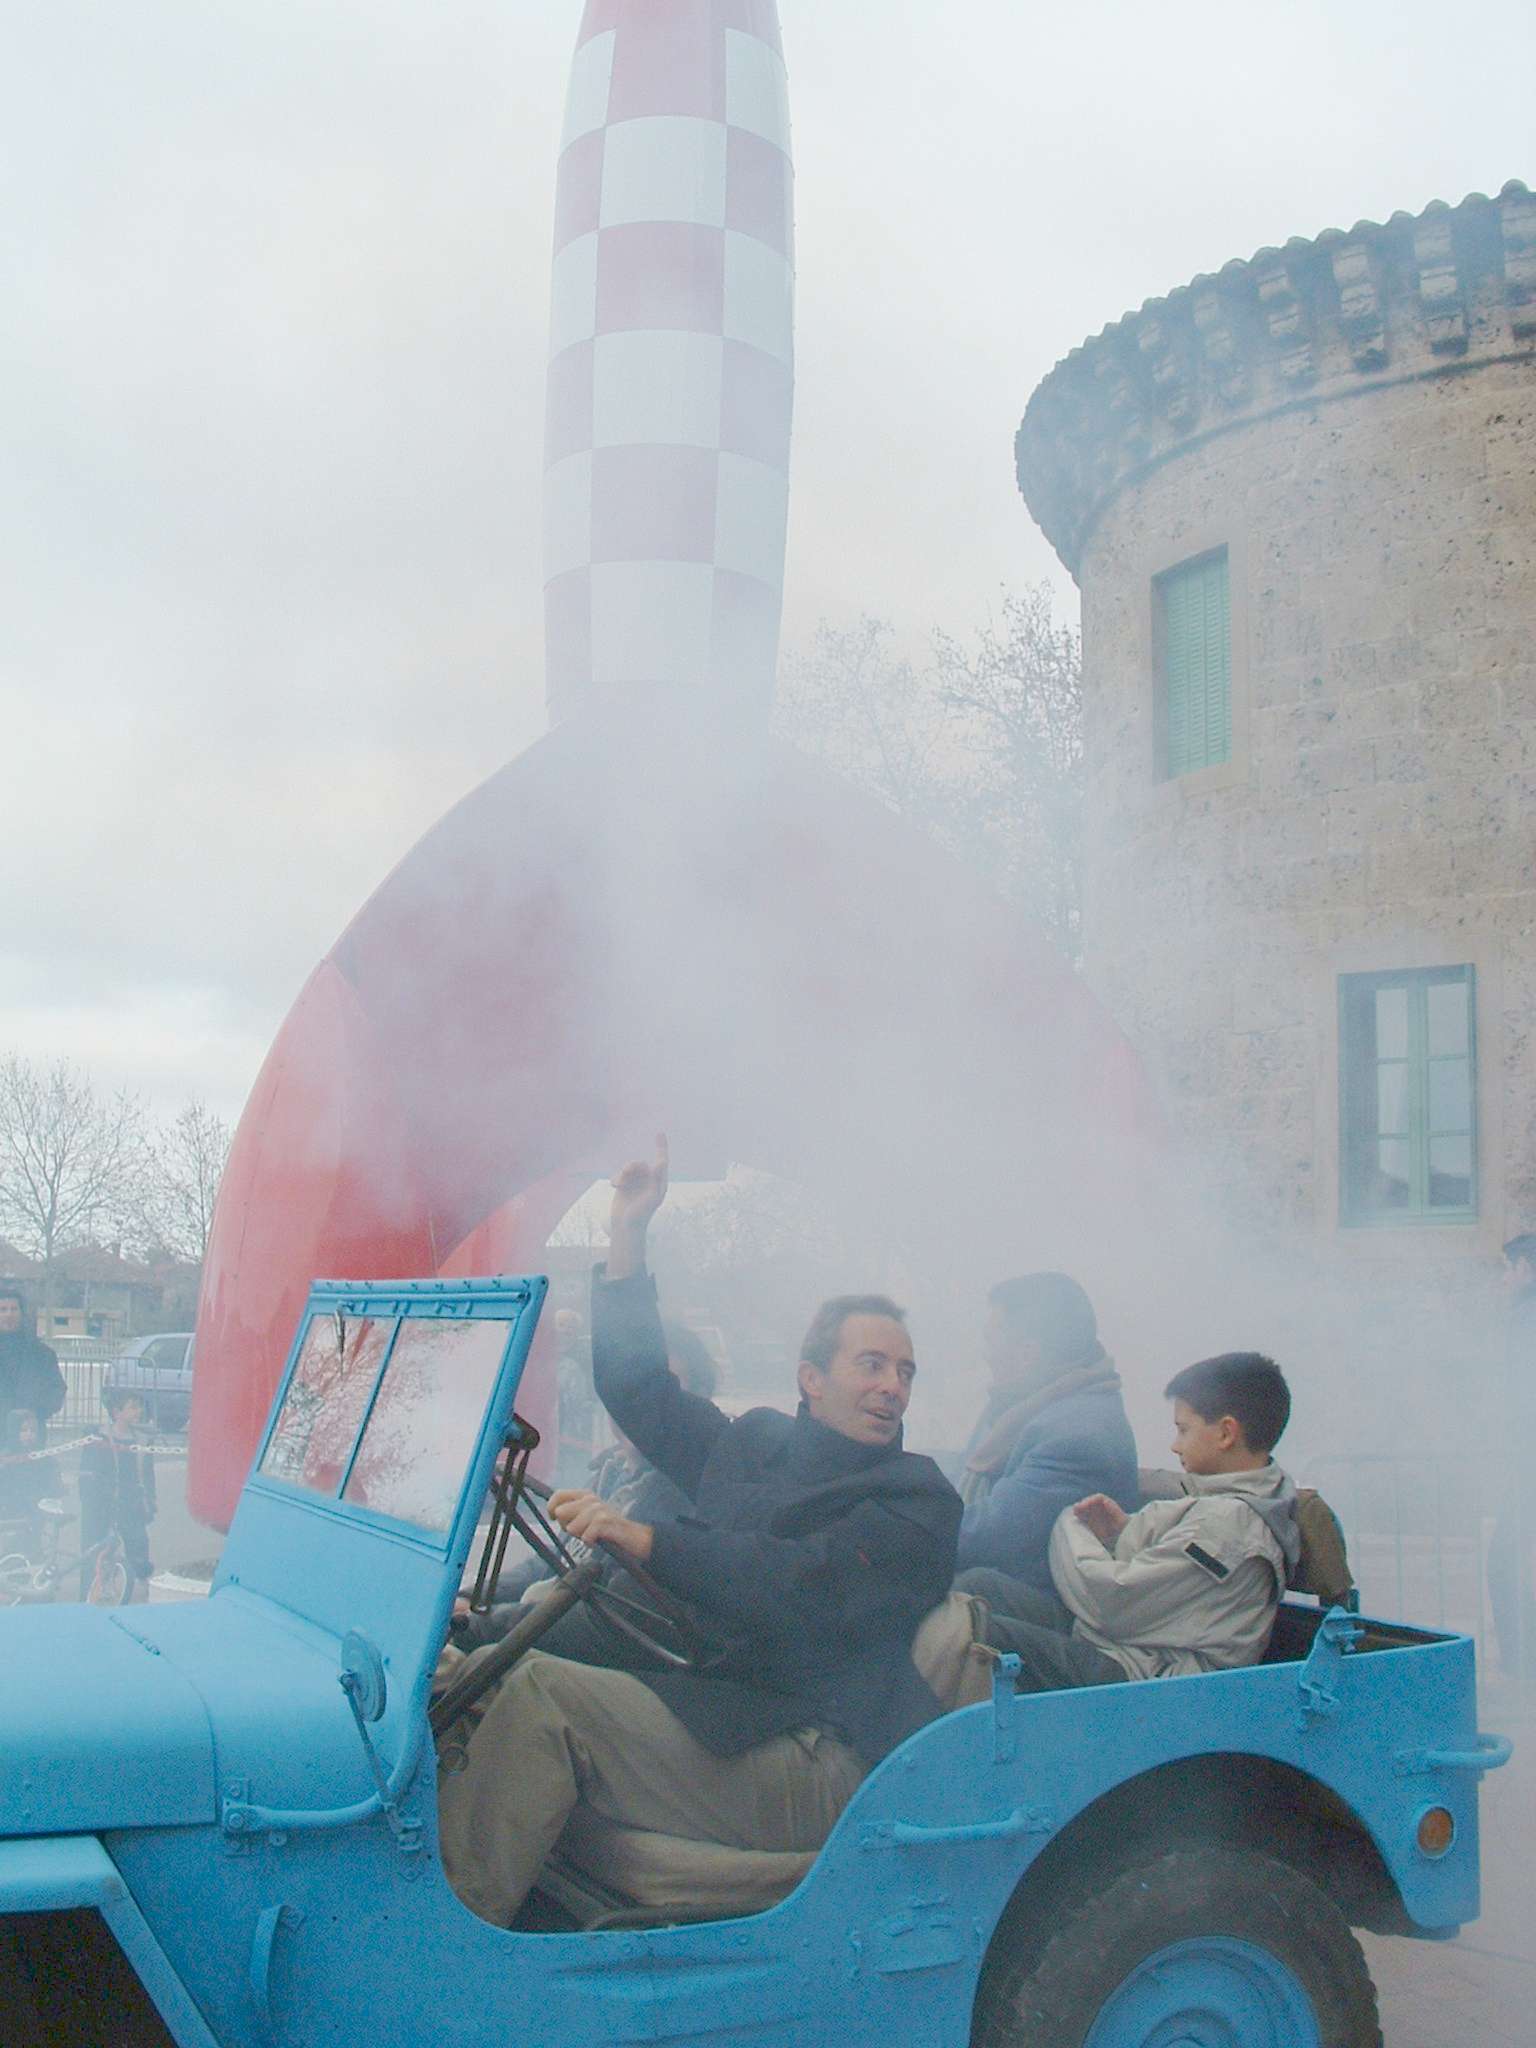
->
xmin=1156 ymin=549 xmax=1230 ymax=776
xmin=1339 ymin=967 xmax=1477 ymax=1225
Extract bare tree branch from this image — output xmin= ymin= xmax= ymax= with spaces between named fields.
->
xmin=0 ymin=1056 xmax=152 ymax=1304
xmin=933 ymin=586 xmax=1085 ymax=953
xmin=777 ymin=617 xmax=960 ymax=840
xmin=775 ymin=586 xmax=1084 ymax=955
xmin=141 ymin=1098 xmax=232 ymax=1261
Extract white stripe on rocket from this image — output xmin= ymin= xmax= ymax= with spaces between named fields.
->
xmin=592 ymin=333 xmax=725 ymax=450
xmin=599 ymin=118 xmax=729 ymax=229
xmin=590 ymin=563 xmax=716 ymax=687
xmin=549 ymin=236 xmax=600 ymax=355
xmin=562 ymin=31 xmax=616 ymax=148
xmin=723 ymin=31 xmax=791 ymax=145
xmin=723 ymin=233 xmax=794 ymax=363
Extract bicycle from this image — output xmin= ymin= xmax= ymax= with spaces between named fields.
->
xmin=0 ymin=1510 xmax=135 ymax=1607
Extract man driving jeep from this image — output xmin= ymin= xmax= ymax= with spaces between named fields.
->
xmin=436 ymin=1136 xmax=961 ymax=1927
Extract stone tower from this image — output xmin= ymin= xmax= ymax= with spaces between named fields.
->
xmin=1016 ymin=183 xmax=1536 ymax=1335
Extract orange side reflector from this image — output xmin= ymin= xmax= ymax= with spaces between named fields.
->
xmin=1417 ymin=1807 xmax=1456 ymax=1858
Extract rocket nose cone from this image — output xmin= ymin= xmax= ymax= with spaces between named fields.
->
xmin=544 ymin=0 xmax=795 ymax=727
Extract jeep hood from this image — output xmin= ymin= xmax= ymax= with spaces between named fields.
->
xmin=0 ymin=1606 xmax=215 ymax=1837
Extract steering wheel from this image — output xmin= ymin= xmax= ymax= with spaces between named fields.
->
xmin=429 ymin=1473 xmax=731 ymax=1739
xmin=430 ymin=1554 xmax=605 ymax=1736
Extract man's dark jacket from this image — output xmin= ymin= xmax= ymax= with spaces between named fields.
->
xmin=0 ymin=1331 xmax=66 ymax=1425
xmin=592 ymin=1271 xmax=961 ymax=1764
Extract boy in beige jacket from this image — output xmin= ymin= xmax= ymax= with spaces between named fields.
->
xmin=984 ymin=1352 xmax=1300 ymax=1692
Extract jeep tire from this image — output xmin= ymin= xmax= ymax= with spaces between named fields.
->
xmin=973 ymin=1844 xmax=1383 ymax=2047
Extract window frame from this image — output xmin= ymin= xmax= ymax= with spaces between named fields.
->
xmin=1153 ymin=545 xmax=1232 ymax=780
xmin=1337 ymin=965 xmax=1478 ymax=1228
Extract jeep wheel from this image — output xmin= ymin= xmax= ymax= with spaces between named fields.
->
xmin=0 ymin=1909 xmax=177 ymax=2047
xmin=974 ymin=1846 xmax=1382 ymax=2048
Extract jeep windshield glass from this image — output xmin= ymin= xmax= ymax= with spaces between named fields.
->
xmin=260 ymin=1314 xmax=396 ymax=1495
xmin=342 ymin=1318 xmax=510 ymax=1533
xmin=259 ymin=1311 xmax=513 ymax=1536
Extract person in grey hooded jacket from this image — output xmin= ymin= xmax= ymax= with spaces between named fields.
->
xmin=986 ymin=1352 xmax=1300 ymax=1693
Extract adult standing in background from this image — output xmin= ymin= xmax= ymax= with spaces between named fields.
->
xmin=953 ymin=1272 xmax=1139 ymax=1607
xmin=0 ymin=1284 xmax=65 ymax=1429
xmin=1490 ymin=1233 xmax=1536 ymax=1679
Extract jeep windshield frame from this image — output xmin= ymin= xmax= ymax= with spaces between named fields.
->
xmin=242 ymin=1275 xmax=547 ymax=1560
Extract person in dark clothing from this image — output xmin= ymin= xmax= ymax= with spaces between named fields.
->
xmin=0 ymin=1286 xmax=65 ymax=1427
xmin=953 ymin=1271 xmax=1138 ymax=1609
xmin=437 ymin=1135 xmax=961 ymax=1928
xmin=78 ymin=1388 xmax=157 ymax=1601
xmin=1490 ymin=1233 xmax=1536 ymax=1678
xmin=0 ymin=1407 xmax=64 ymax=1549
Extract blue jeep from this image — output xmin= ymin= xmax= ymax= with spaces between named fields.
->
xmin=0 ymin=1276 xmax=1510 ymax=2046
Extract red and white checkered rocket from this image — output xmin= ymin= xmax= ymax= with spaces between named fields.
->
xmin=542 ymin=0 xmax=793 ymax=720
xmin=188 ymin=0 xmax=1158 ymax=1531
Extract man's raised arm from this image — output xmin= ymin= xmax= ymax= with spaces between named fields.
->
xmin=592 ymin=1135 xmax=727 ymax=1500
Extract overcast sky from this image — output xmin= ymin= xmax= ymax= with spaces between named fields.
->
xmin=4 ymin=0 xmax=1532 ymax=1123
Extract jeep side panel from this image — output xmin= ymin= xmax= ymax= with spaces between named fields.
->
xmin=98 ymin=1623 xmax=1483 ymax=2047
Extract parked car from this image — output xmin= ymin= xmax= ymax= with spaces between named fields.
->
xmin=0 ymin=1275 xmax=1511 ymax=2047
xmin=103 ymin=1331 xmax=195 ymax=1433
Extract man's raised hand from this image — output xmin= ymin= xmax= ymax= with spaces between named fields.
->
xmin=607 ymin=1133 xmax=669 ymax=1277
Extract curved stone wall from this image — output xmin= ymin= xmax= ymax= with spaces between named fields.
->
xmin=1019 ymin=182 xmax=1535 ymax=575
xmin=1019 ymin=184 xmax=1536 ymax=1318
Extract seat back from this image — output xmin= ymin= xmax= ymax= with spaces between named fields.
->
xmin=911 ymin=1589 xmax=998 ymax=1710
xmin=552 ymin=1807 xmax=814 ymax=1926
xmin=1292 ymin=1488 xmax=1356 ymax=1609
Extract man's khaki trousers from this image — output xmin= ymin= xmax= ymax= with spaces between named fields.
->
xmin=436 ymin=1650 xmax=865 ymax=1926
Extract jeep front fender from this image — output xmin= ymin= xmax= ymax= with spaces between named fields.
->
xmin=0 ymin=1836 xmax=221 ymax=2048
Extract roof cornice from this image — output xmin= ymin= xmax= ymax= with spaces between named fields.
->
xmin=1016 ymin=181 xmax=1536 ymax=577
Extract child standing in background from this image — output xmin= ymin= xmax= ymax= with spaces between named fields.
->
xmin=79 ymin=1388 xmax=157 ymax=1602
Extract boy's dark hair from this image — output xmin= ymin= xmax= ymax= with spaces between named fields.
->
xmin=1165 ymin=1353 xmax=1291 ymax=1454
xmin=988 ymin=1272 xmax=1098 ymax=1368
xmin=102 ymin=1386 xmax=142 ymax=1419
xmin=799 ymin=1294 xmax=907 ymax=1372
xmin=1503 ymin=1233 xmax=1536 ymax=1270
xmin=661 ymin=1320 xmax=719 ymax=1400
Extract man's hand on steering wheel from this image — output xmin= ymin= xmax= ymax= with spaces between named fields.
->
xmin=548 ymin=1487 xmax=654 ymax=1565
